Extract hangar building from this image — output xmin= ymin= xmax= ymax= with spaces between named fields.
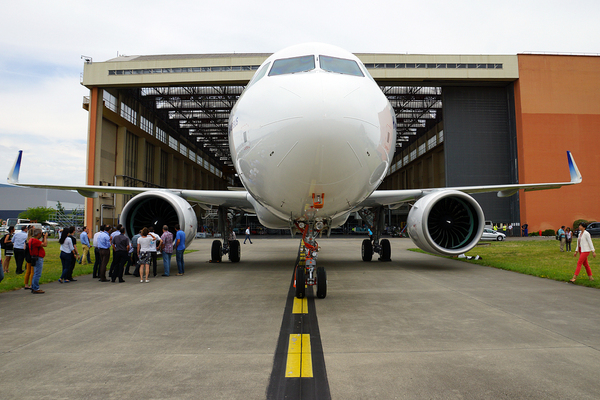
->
xmin=80 ymin=51 xmax=600 ymax=233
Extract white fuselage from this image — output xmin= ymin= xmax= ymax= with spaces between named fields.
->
xmin=229 ymin=43 xmax=396 ymax=228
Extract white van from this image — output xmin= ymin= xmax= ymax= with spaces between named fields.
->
xmin=15 ymin=223 xmax=44 ymax=233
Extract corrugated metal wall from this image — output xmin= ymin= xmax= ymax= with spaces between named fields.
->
xmin=442 ymin=86 xmax=519 ymax=225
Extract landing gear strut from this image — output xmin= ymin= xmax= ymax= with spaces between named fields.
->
xmin=210 ymin=206 xmax=241 ymax=263
xmin=294 ymin=218 xmax=327 ymax=299
xmin=359 ymin=207 xmax=392 ymax=262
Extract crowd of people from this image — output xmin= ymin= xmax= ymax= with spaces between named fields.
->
xmin=91 ymin=223 xmax=186 ymax=283
xmin=556 ymin=226 xmax=574 ymax=252
xmin=1 ymin=224 xmax=48 ymax=293
xmin=0 ymin=223 xmax=187 ymax=293
xmin=1 ymin=221 xmax=595 ymax=289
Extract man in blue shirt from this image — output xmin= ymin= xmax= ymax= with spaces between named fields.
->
xmin=96 ymin=225 xmax=111 ymax=282
xmin=558 ymin=225 xmax=566 ymax=252
xmin=79 ymin=226 xmax=91 ymax=264
xmin=175 ymin=224 xmax=186 ymax=276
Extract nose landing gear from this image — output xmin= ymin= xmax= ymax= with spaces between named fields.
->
xmin=294 ymin=220 xmax=327 ymax=299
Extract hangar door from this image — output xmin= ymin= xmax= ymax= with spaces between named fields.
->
xmin=442 ymin=86 xmax=520 ymax=226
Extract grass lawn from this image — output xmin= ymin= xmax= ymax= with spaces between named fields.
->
xmin=1 ymin=242 xmax=92 ymax=293
xmin=411 ymin=238 xmax=599 ymax=288
xmin=0 ymin=242 xmax=197 ymax=293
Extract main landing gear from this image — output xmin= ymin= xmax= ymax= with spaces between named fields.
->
xmin=359 ymin=207 xmax=392 ymax=262
xmin=210 ymin=206 xmax=241 ymax=263
xmin=361 ymin=237 xmax=391 ymax=262
xmin=294 ymin=220 xmax=327 ymax=299
xmin=211 ymin=239 xmax=240 ymax=263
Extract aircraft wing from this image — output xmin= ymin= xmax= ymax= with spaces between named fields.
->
xmin=7 ymin=151 xmax=254 ymax=210
xmin=360 ymin=151 xmax=582 ymax=208
xmin=7 ymin=182 xmax=254 ymax=210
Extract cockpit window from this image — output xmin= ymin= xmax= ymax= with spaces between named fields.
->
xmin=319 ymin=55 xmax=364 ymax=77
xmin=247 ymin=61 xmax=270 ymax=88
xmin=268 ymin=55 xmax=315 ymax=76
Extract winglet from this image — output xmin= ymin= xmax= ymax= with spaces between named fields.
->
xmin=7 ymin=150 xmax=23 ymax=184
xmin=567 ymin=151 xmax=582 ymax=184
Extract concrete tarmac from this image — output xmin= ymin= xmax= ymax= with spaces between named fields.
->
xmin=1 ymin=237 xmax=599 ymax=399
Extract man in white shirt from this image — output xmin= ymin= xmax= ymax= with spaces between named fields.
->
xmin=244 ymin=227 xmax=253 ymax=244
xmin=11 ymin=225 xmax=28 ymax=274
xmin=148 ymin=227 xmax=161 ymax=277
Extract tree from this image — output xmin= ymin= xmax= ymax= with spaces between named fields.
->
xmin=56 ymin=201 xmax=65 ymax=216
xmin=18 ymin=206 xmax=56 ymax=223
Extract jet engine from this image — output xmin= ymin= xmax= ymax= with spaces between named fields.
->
xmin=406 ymin=190 xmax=485 ymax=256
xmin=120 ymin=191 xmax=197 ymax=248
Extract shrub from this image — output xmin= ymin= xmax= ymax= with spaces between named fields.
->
xmin=542 ymin=229 xmax=556 ymax=236
xmin=573 ymin=219 xmax=591 ymax=231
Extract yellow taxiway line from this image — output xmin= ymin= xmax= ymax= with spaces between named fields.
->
xmin=285 ymin=333 xmax=313 ymax=378
xmin=292 ymin=297 xmax=308 ymax=314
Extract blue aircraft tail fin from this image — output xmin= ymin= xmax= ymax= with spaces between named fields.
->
xmin=7 ymin=150 xmax=23 ymax=184
xmin=567 ymin=151 xmax=582 ymax=184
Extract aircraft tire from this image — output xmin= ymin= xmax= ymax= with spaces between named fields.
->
xmin=295 ymin=266 xmax=306 ymax=299
xmin=380 ymin=239 xmax=391 ymax=261
xmin=316 ymin=266 xmax=327 ymax=299
xmin=211 ymin=240 xmax=222 ymax=262
xmin=229 ymin=240 xmax=241 ymax=262
xmin=362 ymin=239 xmax=373 ymax=262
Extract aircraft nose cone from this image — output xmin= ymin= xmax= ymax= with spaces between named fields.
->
xmin=231 ymin=69 xmax=395 ymax=218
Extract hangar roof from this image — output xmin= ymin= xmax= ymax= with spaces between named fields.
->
xmin=82 ymin=53 xmax=518 ymax=172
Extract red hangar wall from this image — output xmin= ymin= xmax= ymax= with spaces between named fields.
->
xmin=515 ymin=54 xmax=600 ymax=231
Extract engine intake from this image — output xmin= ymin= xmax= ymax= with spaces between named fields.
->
xmin=407 ymin=190 xmax=485 ymax=256
xmin=120 ymin=191 xmax=197 ymax=248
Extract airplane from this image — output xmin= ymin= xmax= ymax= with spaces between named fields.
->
xmin=7 ymin=43 xmax=582 ymax=299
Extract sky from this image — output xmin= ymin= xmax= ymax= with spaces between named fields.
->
xmin=1 ymin=0 xmax=598 ymax=185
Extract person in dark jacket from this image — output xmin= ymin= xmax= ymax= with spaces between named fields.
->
xmin=111 ymin=227 xmax=130 ymax=283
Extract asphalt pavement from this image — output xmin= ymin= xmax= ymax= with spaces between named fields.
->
xmin=1 ymin=237 xmax=599 ymax=399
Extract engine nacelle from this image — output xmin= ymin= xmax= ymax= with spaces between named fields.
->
xmin=407 ymin=190 xmax=485 ymax=256
xmin=120 ymin=191 xmax=198 ymax=249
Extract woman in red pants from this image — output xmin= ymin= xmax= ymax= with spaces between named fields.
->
xmin=570 ymin=222 xmax=596 ymax=282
